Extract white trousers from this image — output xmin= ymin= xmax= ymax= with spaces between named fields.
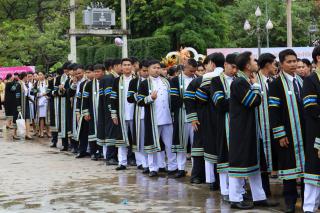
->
xmin=303 ymin=183 xmax=320 ymax=212
xmin=205 ymin=161 xmax=215 ymax=183
xmin=177 ymin=123 xmax=194 ymax=170
xmin=118 ymin=120 xmax=133 ymax=166
xmin=103 ymin=145 xmax=107 ymax=159
xmin=136 ymin=119 xmax=148 ymax=168
xmin=220 ymin=172 xmax=229 ymax=196
xmin=229 ymin=173 xmax=266 ymax=202
xmin=148 ymin=124 xmax=177 ymax=172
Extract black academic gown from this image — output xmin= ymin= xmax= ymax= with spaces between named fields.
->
xmin=195 ymin=78 xmax=218 ymax=164
xmin=48 ymin=77 xmax=58 ymax=132
xmin=170 ymin=75 xmax=193 ymax=153
xmin=4 ymin=81 xmax=17 ymax=118
xmin=137 ymin=76 xmax=170 ymax=154
xmin=302 ymin=72 xmax=320 ymax=186
xmin=228 ymin=71 xmax=262 ymax=177
xmin=127 ymin=77 xmax=144 ymax=152
xmin=82 ymin=79 xmax=100 ymax=142
xmin=210 ymin=75 xmax=231 ymax=173
xmin=55 ymin=75 xmax=72 ymax=139
xmin=184 ymin=77 xmax=204 ymax=157
xmin=268 ymin=72 xmax=305 ymax=180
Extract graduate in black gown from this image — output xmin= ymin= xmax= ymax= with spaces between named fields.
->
xmin=302 ymin=46 xmax=320 ymax=213
xmin=170 ymin=59 xmax=197 ymax=178
xmin=195 ymin=53 xmax=225 ymax=190
xmin=184 ymin=75 xmax=205 ymax=184
xmin=210 ymin=53 xmax=238 ymax=202
xmin=48 ymin=68 xmax=63 ymax=147
xmin=104 ymin=59 xmax=122 ymax=165
xmin=256 ymin=53 xmax=278 ymax=197
xmin=269 ymin=49 xmax=305 ymax=212
xmin=54 ymin=62 xmax=73 ymax=151
xmin=4 ymin=73 xmax=16 ymax=129
xmin=229 ymin=52 xmax=277 ymax=209
xmin=82 ymin=64 xmax=105 ymax=160
xmin=75 ymin=65 xmax=95 ymax=158
xmin=127 ymin=60 xmax=149 ymax=172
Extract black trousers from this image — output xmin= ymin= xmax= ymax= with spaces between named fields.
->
xmin=283 ymin=179 xmax=304 ymax=207
xmin=191 ymin=156 xmax=205 ymax=182
xmin=51 ymin=132 xmax=58 ymax=144
xmin=89 ymin=141 xmax=102 ymax=155
xmin=62 ymin=137 xmax=69 ymax=148
xmin=106 ymin=145 xmax=118 ymax=161
xmin=78 ymin=121 xmax=89 ymax=154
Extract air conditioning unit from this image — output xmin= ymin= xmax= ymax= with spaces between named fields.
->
xmin=83 ymin=7 xmax=115 ymax=28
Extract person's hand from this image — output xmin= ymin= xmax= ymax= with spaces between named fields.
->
xmin=279 ymin=137 xmax=289 ymax=148
xmin=112 ymin=118 xmax=119 ymax=125
xmin=250 ymin=72 xmax=258 ymax=84
xmin=84 ymin=115 xmax=91 ymax=121
xmin=192 ymin=120 xmax=200 ymax=131
xmin=59 ymin=85 xmax=64 ymax=90
xmin=151 ymin=91 xmax=158 ymax=100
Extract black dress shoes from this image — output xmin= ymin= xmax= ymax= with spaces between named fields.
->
xmin=284 ymin=205 xmax=295 ymax=213
xmin=106 ymin=159 xmax=118 ymax=166
xmin=149 ymin=171 xmax=158 ymax=177
xmin=142 ymin=168 xmax=150 ymax=174
xmin=50 ymin=143 xmax=57 ymax=148
xmin=158 ymin=168 xmax=167 ymax=173
xmin=60 ymin=147 xmax=68 ymax=151
xmin=209 ymin=182 xmax=220 ymax=191
xmin=167 ymin=169 xmax=178 ymax=176
xmin=75 ymin=153 xmax=88 ymax=158
xmin=254 ymin=200 xmax=279 ymax=207
xmin=190 ymin=178 xmax=203 ymax=184
xmin=91 ymin=154 xmax=98 ymax=161
xmin=230 ymin=201 xmax=254 ymax=210
xmin=116 ymin=165 xmax=127 ymax=171
xmin=137 ymin=165 xmax=143 ymax=170
xmin=222 ymin=195 xmax=230 ymax=202
xmin=128 ymin=160 xmax=137 ymax=166
xmin=174 ymin=170 xmax=186 ymax=178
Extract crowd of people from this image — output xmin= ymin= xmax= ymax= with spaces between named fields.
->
xmin=2 ymin=46 xmax=320 ymax=213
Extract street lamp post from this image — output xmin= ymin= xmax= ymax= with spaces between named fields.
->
xmin=309 ymin=20 xmax=319 ymax=46
xmin=244 ymin=6 xmax=273 ymax=57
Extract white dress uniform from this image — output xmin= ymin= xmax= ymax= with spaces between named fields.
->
xmin=37 ymin=80 xmax=48 ymax=118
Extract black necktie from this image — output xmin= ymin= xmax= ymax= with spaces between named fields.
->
xmin=293 ymin=79 xmax=301 ymax=102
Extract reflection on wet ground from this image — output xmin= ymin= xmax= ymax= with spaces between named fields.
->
xmin=0 ymin=127 xmax=304 ymax=213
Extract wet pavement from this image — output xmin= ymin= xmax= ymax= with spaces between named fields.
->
xmin=0 ymin=123 xmax=304 ymax=213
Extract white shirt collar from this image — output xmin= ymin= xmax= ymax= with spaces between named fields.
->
xmin=203 ymin=67 xmax=224 ymax=79
xmin=283 ymin=71 xmax=296 ymax=82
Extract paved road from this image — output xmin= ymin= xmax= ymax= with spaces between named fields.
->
xmin=0 ymin=127 xmax=302 ymax=213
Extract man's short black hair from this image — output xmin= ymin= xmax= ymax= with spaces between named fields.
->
xmin=19 ymin=72 xmax=27 ymax=80
xmin=168 ymin=66 xmax=178 ymax=76
xmin=147 ymin=59 xmax=160 ymax=67
xmin=93 ymin=64 xmax=106 ymax=71
xmin=279 ymin=49 xmax=297 ymax=63
xmin=187 ymin=58 xmax=198 ymax=68
xmin=130 ymin=57 xmax=139 ymax=64
xmin=139 ymin=60 xmax=148 ymax=69
xmin=225 ymin=53 xmax=238 ymax=65
xmin=312 ymin=46 xmax=320 ymax=64
xmin=121 ymin=58 xmax=133 ymax=65
xmin=57 ymin=68 xmax=64 ymax=75
xmin=62 ymin=61 xmax=71 ymax=70
xmin=76 ymin=64 xmax=85 ymax=70
xmin=258 ymin=53 xmax=276 ymax=69
xmin=207 ymin=52 xmax=225 ymax=68
xmin=235 ymin=51 xmax=252 ymax=71
xmin=112 ymin=59 xmax=122 ymax=67
xmin=160 ymin=63 xmax=166 ymax=69
xmin=67 ymin=63 xmax=78 ymax=71
xmin=104 ymin=59 xmax=113 ymax=69
xmin=301 ymin=58 xmax=312 ymax=67
xmin=85 ymin=65 xmax=94 ymax=71
xmin=5 ymin=73 xmax=12 ymax=80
